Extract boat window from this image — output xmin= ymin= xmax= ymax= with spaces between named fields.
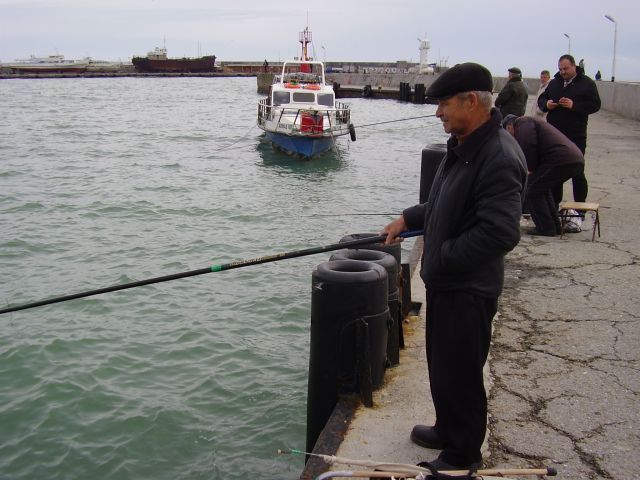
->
xmin=292 ymin=92 xmax=316 ymax=103
xmin=317 ymin=93 xmax=334 ymax=107
xmin=273 ymin=91 xmax=290 ymax=105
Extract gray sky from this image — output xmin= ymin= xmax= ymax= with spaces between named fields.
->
xmin=1 ymin=0 xmax=639 ymax=81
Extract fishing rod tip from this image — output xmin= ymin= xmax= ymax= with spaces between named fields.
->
xmin=277 ymin=448 xmax=305 ymax=455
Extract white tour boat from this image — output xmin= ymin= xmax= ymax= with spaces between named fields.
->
xmin=257 ymin=28 xmax=355 ymax=158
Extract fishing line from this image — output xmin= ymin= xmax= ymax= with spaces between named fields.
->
xmin=209 ymin=124 xmax=258 ymax=156
xmin=354 ymin=114 xmax=437 ymax=129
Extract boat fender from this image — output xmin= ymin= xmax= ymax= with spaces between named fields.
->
xmin=349 ymin=124 xmax=356 ymax=142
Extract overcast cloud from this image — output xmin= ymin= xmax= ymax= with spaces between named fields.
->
xmin=1 ymin=0 xmax=639 ymax=81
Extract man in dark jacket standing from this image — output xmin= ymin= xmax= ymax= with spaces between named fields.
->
xmin=538 ymin=54 xmax=601 ymax=205
xmin=495 ymin=67 xmax=528 ymax=116
xmin=502 ymin=114 xmax=585 ymax=236
xmin=383 ymin=63 xmax=527 ymax=471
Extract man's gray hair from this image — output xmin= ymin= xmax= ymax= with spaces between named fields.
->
xmin=456 ymin=91 xmax=493 ymax=109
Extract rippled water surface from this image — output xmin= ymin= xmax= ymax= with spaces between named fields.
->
xmin=0 ymin=77 xmax=445 ymax=479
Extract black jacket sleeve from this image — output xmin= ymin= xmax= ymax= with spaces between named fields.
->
xmin=572 ymin=78 xmax=601 ymax=115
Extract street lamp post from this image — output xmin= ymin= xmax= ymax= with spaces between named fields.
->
xmin=563 ymin=33 xmax=571 ymax=54
xmin=605 ymin=14 xmax=617 ymax=82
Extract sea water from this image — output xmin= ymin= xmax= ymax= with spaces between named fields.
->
xmin=0 ymin=76 xmax=445 ymax=479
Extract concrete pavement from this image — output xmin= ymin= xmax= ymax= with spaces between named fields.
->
xmin=489 ymin=109 xmax=640 ymax=478
xmin=329 ymin=108 xmax=640 ymax=479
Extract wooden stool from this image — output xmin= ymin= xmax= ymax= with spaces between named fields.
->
xmin=559 ymin=201 xmax=601 ymax=241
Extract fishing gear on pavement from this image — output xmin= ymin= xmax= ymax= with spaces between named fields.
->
xmin=278 ymin=448 xmax=557 ymax=479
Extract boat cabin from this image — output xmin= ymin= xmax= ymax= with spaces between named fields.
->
xmin=272 ymin=89 xmax=335 ymax=107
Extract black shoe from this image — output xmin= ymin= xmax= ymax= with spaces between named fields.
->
xmin=418 ymin=457 xmax=482 ymax=472
xmin=526 ymin=227 xmax=556 ymax=237
xmin=410 ymin=425 xmax=444 ymax=449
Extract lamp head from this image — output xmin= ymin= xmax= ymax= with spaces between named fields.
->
xmin=605 ymin=14 xmax=616 ymax=23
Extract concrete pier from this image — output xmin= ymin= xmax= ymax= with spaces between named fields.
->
xmin=325 ymin=73 xmax=640 ymax=121
xmin=311 ymin=103 xmax=640 ymax=479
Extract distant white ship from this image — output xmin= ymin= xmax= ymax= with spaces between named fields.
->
xmin=2 ymin=54 xmax=90 ymax=73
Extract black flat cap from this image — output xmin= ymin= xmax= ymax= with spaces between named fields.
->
xmin=508 ymin=66 xmax=522 ymax=75
xmin=426 ymin=62 xmax=493 ymax=100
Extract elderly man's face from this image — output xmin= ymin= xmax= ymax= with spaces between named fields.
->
xmin=436 ymin=94 xmax=472 ymax=137
xmin=558 ymin=59 xmax=576 ymax=81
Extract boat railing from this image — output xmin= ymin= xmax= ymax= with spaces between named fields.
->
xmin=282 ymin=72 xmax=321 ymax=84
xmin=258 ymin=98 xmax=350 ymax=135
xmin=280 ymin=61 xmax=327 ymax=86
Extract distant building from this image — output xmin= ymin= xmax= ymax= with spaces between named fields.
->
xmin=417 ymin=38 xmax=434 ymax=74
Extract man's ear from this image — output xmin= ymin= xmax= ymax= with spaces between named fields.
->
xmin=465 ymin=92 xmax=479 ymax=109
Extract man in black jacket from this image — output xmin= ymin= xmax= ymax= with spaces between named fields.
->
xmin=502 ymin=115 xmax=585 ymax=236
xmin=495 ymin=67 xmax=528 ymax=117
xmin=538 ymin=54 xmax=600 ymax=206
xmin=383 ymin=63 xmax=527 ymax=471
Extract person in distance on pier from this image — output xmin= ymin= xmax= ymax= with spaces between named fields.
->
xmin=495 ymin=66 xmax=528 ymax=117
xmin=383 ymin=62 xmax=527 ymax=471
xmin=529 ymin=69 xmax=551 ymax=119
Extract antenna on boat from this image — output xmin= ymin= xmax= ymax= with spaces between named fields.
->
xmin=299 ymin=25 xmax=312 ymax=62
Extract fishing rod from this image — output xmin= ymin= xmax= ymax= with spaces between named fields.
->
xmin=301 ymin=213 xmax=401 ymax=218
xmin=0 ymin=230 xmax=422 ymax=315
xmin=355 ymin=114 xmax=437 ymax=129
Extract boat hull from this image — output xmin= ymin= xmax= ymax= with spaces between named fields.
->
xmin=5 ymin=65 xmax=88 ymax=73
xmin=265 ymin=132 xmax=335 ymax=158
xmin=132 ymin=57 xmax=216 ymax=73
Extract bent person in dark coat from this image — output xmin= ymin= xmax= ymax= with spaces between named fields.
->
xmin=502 ymin=115 xmax=585 ymax=236
xmin=383 ymin=63 xmax=527 ymax=472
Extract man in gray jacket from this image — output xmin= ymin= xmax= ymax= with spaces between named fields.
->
xmin=383 ymin=63 xmax=527 ymax=472
xmin=495 ymin=67 xmax=528 ymax=117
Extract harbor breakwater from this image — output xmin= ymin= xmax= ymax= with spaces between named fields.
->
xmin=326 ymin=73 xmax=640 ymax=121
xmin=3 ymin=66 xmax=637 ymax=120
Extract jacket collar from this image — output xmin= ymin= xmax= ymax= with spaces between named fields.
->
xmin=447 ymin=108 xmax=502 ymax=164
xmin=554 ymin=66 xmax=585 ymax=82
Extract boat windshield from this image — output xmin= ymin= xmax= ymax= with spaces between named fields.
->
xmin=317 ymin=93 xmax=334 ymax=107
xmin=273 ymin=91 xmax=290 ymax=105
xmin=292 ymin=92 xmax=316 ymax=103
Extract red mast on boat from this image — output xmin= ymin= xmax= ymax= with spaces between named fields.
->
xmin=299 ymin=26 xmax=312 ymax=72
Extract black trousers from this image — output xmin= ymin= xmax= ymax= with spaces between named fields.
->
xmin=425 ymin=289 xmax=496 ymax=465
xmin=528 ymin=164 xmax=585 ymax=234
xmin=552 ymin=136 xmax=588 ymax=205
